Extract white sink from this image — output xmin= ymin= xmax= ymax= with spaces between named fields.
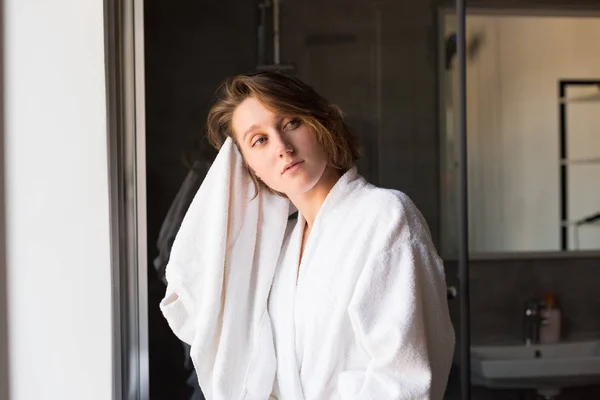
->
xmin=471 ymin=340 xmax=600 ymax=391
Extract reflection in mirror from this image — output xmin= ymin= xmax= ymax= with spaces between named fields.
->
xmin=440 ymin=12 xmax=600 ymax=255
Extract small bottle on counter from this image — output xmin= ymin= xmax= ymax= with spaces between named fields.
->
xmin=540 ymin=291 xmax=561 ymax=344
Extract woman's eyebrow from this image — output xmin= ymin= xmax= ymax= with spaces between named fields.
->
xmin=242 ymin=124 xmax=260 ymax=141
xmin=243 ymin=116 xmax=286 ymax=141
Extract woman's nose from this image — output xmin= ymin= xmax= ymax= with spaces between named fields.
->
xmin=278 ymin=143 xmax=294 ymax=158
xmin=274 ymin=133 xmax=294 ymax=157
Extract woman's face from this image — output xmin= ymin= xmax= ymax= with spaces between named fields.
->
xmin=231 ymin=96 xmax=329 ymax=197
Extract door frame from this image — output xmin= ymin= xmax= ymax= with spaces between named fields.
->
xmin=0 ymin=0 xmax=9 ymax=398
xmin=104 ymin=0 xmax=149 ymax=399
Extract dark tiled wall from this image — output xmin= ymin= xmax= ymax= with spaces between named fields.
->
xmin=279 ymin=0 xmax=442 ymax=245
xmin=444 ymin=256 xmax=600 ymax=344
xmin=145 ymin=1 xmax=258 ymax=399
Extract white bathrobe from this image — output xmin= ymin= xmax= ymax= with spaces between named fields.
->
xmin=160 ymin=139 xmax=454 ymax=400
xmin=268 ymin=167 xmax=455 ymax=400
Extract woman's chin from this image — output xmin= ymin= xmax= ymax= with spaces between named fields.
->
xmin=277 ymin=167 xmax=330 ymax=198
xmin=285 ymin=180 xmax=323 ymax=198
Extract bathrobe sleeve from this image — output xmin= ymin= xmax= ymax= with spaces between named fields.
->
xmin=340 ymin=237 xmax=455 ymax=400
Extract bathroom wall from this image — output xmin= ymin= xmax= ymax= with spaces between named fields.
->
xmin=4 ymin=0 xmax=113 ymax=398
xmin=445 ymin=256 xmax=600 ymax=344
xmin=144 ymin=1 xmax=258 ymax=398
xmin=279 ymin=0 xmax=442 ymax=245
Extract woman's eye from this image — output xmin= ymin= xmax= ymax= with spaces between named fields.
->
xmin=284 ymin=118 xmax=300 ymax=130
xmin=252 ymin=137 xmax=267 ymax=147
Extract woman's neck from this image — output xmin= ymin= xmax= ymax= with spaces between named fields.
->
xmin=288 ymin=167 xmax=341 ymax=229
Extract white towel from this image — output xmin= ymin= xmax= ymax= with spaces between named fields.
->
xmin=160 ymin=137 xmax=291 ymax=399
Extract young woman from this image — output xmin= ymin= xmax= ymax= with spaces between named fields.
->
xmin=163 ymin=71 xmax=455 ymax=400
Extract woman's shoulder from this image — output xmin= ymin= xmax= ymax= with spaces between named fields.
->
xmin=356 ymin=184 xmax=420 ymax=220
xmin=347 ymin=184 xmax=432 ymax=245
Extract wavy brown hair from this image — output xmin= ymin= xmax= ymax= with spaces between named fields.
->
xmin=206 ymin=71 xmax=361 ymax=193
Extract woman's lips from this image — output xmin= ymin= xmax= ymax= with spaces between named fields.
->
xmin=282 ymin=160 xmax=304 ymax=174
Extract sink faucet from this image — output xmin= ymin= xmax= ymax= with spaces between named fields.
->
xmin=524 ymin=299 xmax=546 ymax=345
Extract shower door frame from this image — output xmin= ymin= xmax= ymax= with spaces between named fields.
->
xmin=104 ymin=0 xmax=149 ymax=399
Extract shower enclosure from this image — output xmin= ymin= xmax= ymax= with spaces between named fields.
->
xmin=104 ymin=0 xmax=472 ymax=398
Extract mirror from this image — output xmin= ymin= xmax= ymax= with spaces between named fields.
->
xmin=440 ymin=12 xmax=600 ymax=256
